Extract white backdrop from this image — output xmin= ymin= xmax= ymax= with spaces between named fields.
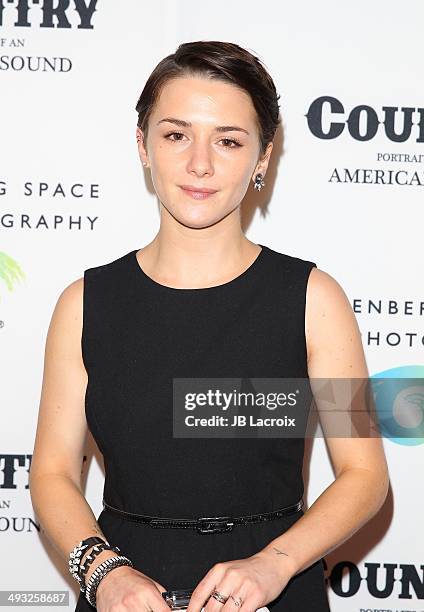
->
xmin=1 ymin=1 xmax=423 ymax=610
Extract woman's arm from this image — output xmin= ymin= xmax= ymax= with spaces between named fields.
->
xmin=29 ymin=279 xmax=125 ymax=582
xmin=30 ymin=278 xmax=171 ymax=609
xmin=255 ymin=267 xmax=390 ymax=578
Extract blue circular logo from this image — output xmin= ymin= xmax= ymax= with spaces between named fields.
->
xmin=371 ymin=365 xmax=424 ymax=446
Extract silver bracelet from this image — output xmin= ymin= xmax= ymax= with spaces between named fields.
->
xmin=79 ymin=542 xmax=121 ymax=593
xmin=68 ymin=537 xmax=108 ymax=589
xmin=85 ymin=555 xmax=134 ymax=608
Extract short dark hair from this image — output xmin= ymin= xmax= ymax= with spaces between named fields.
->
xmin=135 ymin=40 xmax=281 ymax=157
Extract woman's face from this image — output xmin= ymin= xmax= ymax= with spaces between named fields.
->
xmin=137 ymin=75 xmax=272 ymax=229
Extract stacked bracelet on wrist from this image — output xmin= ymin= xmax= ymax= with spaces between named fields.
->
xmin=79 ymin=541 xmax=121 ymax=592
xmin=85 ymin=555 xmax=134 ymax=607
xmin=68 ymin=535 xmax=134 ymax=608
xmin=69 ymin=537 xmax=107 ymax=590
xmin=78 ymin=541 xmax=110 ymax=585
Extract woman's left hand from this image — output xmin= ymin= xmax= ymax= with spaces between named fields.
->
xmin=185 ymin=550 xmax=294 ymax=612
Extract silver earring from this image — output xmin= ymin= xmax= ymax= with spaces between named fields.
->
xmin=254 ymin=173 xmax=265 ymax=191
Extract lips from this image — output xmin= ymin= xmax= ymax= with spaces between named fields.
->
xmin=179 ymin=185 xmax=218 ymax=200
xmin=179 ymin=185 xmax=218 ymax=194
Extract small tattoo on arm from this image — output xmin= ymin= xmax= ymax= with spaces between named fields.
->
xmin=272 ymin=546 xmax=289 ymax=557
xmin=80 ymin=455 xmax=87 ymax=476
xmin=91 ymin=522 xmax=106 ymax=538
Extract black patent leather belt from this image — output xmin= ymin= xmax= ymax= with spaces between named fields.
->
xmin=102 ymin=497 xmax=304 ymax=534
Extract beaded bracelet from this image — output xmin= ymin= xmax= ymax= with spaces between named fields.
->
xmin=85 ymin=555 xmax=134 ymax=607
xmin=68 ymin=537 xmax=107 ymax=589
xmin=79 ymin=541 xmax=121 ymax=593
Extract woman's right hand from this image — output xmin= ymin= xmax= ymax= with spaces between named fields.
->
xmin=93 ymin=561 xmax=170 ymax=612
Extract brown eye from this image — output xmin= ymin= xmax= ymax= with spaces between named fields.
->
xmin=220 ymin=138 xmax=242 ymax=148
xmin=164 ymin=132 xmax=185 ymax=142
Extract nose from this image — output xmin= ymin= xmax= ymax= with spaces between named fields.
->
xmin=185 ymin=139 xmax=215 ymax=177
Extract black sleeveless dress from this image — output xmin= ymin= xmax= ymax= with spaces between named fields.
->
xmin=75 ymin=243 xmax=331 ymax=611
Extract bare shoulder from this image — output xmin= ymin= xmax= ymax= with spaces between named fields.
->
xmin=306 ymin=266 xmax=351 ymax=311
xmin=54 ymin=276 xmax=84 ymax=317
xmin=305 ymin=267 xmax=355 ymax=340
xmin=305 ymin=266 xmax=368 ymax=378
xmin=47 ymin=276 xmax=85 ymax=346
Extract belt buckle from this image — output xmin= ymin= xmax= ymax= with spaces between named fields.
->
xmin=197 ymin=516 xmax=234 ymax=534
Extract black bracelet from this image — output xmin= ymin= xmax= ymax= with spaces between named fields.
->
xmin=79 ymin=542 xmax=122 ymax=591
xmin=69 ymin=536 xmax=108 ymax=589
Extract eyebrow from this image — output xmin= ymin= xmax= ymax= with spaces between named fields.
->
xmin=156 ymin=117 xmax=250 ymax=135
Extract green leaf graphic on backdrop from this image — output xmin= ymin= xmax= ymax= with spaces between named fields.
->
xmin=0 ymin=251 xmax=26 ymax=301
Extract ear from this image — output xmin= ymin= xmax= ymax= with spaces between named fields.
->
xmin=136 ymin=127 xmax=149 ymax=168
xmin=252 ymin=141 xmax=273 ymax=183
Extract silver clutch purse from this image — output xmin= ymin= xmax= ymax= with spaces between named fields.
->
xmin=162 ymin=589 xmax=195 ymax=610
xmin=161 ymin=588 xmax=269 ymax=612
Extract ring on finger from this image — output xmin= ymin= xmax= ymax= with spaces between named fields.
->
xmin=229 ymin=594 xmax=243 ymax=607
xmin=212 ymin=590 xmax=229 ymax=604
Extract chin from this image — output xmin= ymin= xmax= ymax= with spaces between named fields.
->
xmin=174 ymin=211 xmax=224 ymax=230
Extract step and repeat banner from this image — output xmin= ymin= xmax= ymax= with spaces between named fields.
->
xmin=1 ymin=1 xmax=422 ymax=610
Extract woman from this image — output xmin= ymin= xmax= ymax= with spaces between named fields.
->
xmin=29 ymin=41 xmax=389 ymax=612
